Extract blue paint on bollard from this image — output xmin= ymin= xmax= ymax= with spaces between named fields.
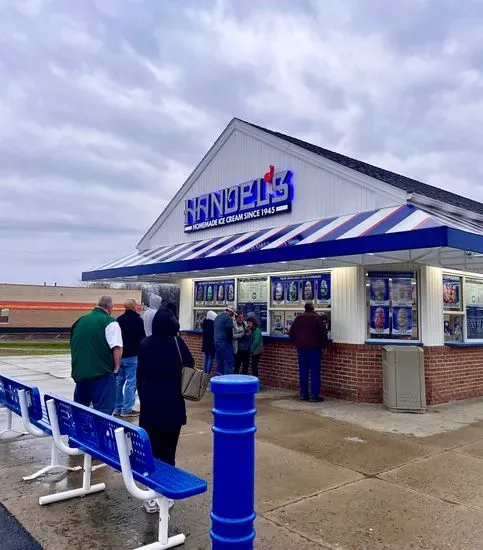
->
xmin=210 ymin=374 xmax=260 ymax=549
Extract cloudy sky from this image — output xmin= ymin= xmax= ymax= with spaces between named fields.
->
xmin=2 ymin=0 xmax=483 ymax=285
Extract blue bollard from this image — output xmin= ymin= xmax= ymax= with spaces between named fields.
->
xmin=210 ymin=374 xmax=260 ymax=549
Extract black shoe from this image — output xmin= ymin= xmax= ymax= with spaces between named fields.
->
xmin=299 ymin=395 xmax=309 ymax=401
xmin=310 ymin=397 xmax=324 ymax=403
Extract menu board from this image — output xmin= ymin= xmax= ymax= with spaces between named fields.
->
xmin=467 ymin=306 xmax=483 ymax=339
xmin=271 ymin=274 xmax=331 ymax=307
xmin=466 ymin=279 xmax=483 ymax=307
xmin=194 ymin=279 xmax=235 ymax=307
xmin=464 ymin=279 xmax=483 ymax=340
xmin=238 ymin=278 xmax=268 ymax=303
xmin=238 ymin=302 xmax=268 ymax=333
xmin=443 ymin=276 xmax=462 ymax=310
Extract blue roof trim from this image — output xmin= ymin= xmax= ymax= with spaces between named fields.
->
xmin=82 ymin=226 xmax=450 ymax=280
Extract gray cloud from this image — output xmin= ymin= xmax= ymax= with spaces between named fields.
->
xmin=1 ymin=0 xmax=483 ymax=284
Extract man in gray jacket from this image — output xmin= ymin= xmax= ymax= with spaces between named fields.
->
xmin=214 ymin=306 xmax=235 ymax=375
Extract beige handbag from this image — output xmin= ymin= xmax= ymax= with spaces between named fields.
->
xmin=175 ymin=337 xmax=211 ymax=401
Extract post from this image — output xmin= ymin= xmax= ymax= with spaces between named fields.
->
xmin=210 ymin=374 xmax=260 ymax=549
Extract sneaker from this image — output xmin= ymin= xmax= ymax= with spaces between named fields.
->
xmin=142 ymin=499 xmax=174 ymax=514
xmin=112 ymin=411 xmax=120 ymax=417
xmin=299 ymin=395 xmax=309 ymax=401
xmin=143 ymin=499 xmax=158 ymax=514
xmin=121 ymin=410 xmax=140 ymax=417
xmin=309 ymin=397 xmax=324 ymax=403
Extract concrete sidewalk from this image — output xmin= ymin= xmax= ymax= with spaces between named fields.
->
xmin=2 ymin=355 xmax=483 ymax=549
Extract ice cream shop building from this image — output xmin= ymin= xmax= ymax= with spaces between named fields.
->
xmin=83 ymin=118 xmax=483 ymax=405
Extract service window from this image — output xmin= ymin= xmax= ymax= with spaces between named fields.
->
xmin=269 ymin=273 xmax=331 ymax=337
xmin=0 ymin=309 xmax=9 ymax=323
xmin=192 ymin=278 xmax=236 ymax=330
xmin=366 ymin=272 xmax=419 ymax=341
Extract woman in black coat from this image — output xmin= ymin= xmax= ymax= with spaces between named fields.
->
xmin=137 ymin=308 xmax=194 ymax=468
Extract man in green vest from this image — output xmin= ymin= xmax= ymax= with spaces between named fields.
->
xmin=70 ymin=296 xmax=123 ymax=415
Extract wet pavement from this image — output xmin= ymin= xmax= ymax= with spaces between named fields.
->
xmin=2 ymin=355 xmax=483 ymax=548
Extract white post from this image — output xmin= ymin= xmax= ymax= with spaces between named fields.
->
xmin=39 ymin=453 xmax=105 ymax=506
xmin=38 ymin=399 xmax=105 ymax=505
xmin=45 ymin=399 xmax=83 ymax=457
xmin=114 ymin=428 xmax=185 ymax=550
xmin=0 ymin=408 xmax=27 ymax=440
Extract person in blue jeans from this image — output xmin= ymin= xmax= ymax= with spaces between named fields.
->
xmin=114 ymin=299 xmax=146 ymax=417
xmin=289 ymin=302 xmax=329 ymax=402
xmin=202 ymin=310 xmax=217 ymax=374
xmin=214 ymin=306 xmax=235 ymax=375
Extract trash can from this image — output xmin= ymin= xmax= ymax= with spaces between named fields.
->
xmin=382 ymin=346 xmax=426 ymax=413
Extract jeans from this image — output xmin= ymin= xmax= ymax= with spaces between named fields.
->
xmin=297 ymin=348 xmax=322 ymax=400
xmin=203 ymin=353 xmax=215 ymax=374
xmin=234 ymin=349 xmax=250 ymax=375
xmin=215 ymin=341 xmax=235 ymax=375
xmin=74 ymin=373 xmax=116 ymax=415
xmin=114 ymin=356 xmax=138 ymax=414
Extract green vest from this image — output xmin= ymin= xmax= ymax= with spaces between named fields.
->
xmin=71 ymin=307 xmax=116 ymax=382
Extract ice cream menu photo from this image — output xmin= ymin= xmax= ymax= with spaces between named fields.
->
xmin=370 ymin=276 xmax=390 ymax=306
xmin=370 ymin=305 xmax=390 ymax=334
xmin=443 ymin=276 xmax=461 ymax=310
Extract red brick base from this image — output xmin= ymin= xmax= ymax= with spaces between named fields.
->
xmin=182 ymin=332 xmax=483 ymax=405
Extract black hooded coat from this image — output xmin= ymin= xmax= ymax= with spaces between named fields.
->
xmin=137 ymin=308 xmax=194 ymax=429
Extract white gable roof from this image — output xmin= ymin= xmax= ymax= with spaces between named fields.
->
xmin=138 ymin=119 xmax=409 ymax=251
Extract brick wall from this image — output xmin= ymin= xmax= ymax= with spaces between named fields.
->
xmin=424 ymin=346 xmax=483 ymax=405
xmin=182 ymin=332 xmax=483 ymax=405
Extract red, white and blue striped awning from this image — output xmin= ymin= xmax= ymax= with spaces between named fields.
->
xmin=82 ymin=205 xmax=483 ymax=280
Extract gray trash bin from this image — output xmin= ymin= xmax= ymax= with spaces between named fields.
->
xmin=382 ymin=346 xmax=426 ymax=413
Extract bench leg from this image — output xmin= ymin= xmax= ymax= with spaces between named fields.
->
xmin=0 ymin=409 xmax=27 ymax=440
xmin=39 ymin=453 xmax=105 ymax=505
xmin=134 ymin=497 xmax=185 ymax=550
xmin=23 ymin=439 xmax=82 ymax=481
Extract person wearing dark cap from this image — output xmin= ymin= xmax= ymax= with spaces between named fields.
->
xmin=113 ymin=299 xmax=146 ymax=418
xmin=289 ymin=302 xmax=328 ymax=402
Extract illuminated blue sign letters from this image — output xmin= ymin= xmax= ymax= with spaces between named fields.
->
xmin=184 ymin=169 xmax=294 ymax=233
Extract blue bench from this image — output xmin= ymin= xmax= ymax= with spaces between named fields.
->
xmin=42 ymin=392 xmax=208 ymax=550
xmin=0 ymin=374 xmax=81 ymax=480
xmin=0 ymin=373 xmax=29 ymax=439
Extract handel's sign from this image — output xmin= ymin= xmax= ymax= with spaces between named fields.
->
xmin=184 ymin=166 xmax=294 ymax=233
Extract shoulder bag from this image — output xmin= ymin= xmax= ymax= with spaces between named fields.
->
xmin=175 ymin=337 xmax=212 ymax=401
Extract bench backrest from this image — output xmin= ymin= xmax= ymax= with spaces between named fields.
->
xmin=44 ymin=392 xmax=156 ymax=475
xmin=0 ymin=374 xmax=43 ymax=421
